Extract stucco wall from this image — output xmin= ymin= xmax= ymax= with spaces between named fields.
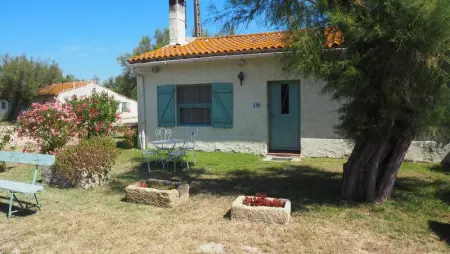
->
xmin=57 ymin=83 xmax=138 ymax=123
xmin=138 ymin=56 xmax=340 ymax=154
xmin=137 ymin=56 xmax=449 ymax=162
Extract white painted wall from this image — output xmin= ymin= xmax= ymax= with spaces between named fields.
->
xmin=56 ymin=83 xmax=138 ymax=124
xmin=137 ymin=56 xmax=450 ymax=162
xmin=0 ymin=99 xmax=12 ymax=121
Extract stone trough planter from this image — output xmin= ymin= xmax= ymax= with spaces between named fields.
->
xmin=125 ymin=179 xmax=189 ymax=208
xmin=231 ymin=195 xmax=291 ymax=225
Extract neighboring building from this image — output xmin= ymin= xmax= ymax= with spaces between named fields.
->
xmin=38 ymin=81 xmax=138 ymax=124
xmin=128 ymin=0 xmax=449 ymax=162
xmin=0 ymin=98 xmax=12 ymax=121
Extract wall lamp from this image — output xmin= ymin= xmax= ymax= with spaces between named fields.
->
xmin=238 ymin=72 xmax=244 ymax=86
xmin=152 ymin=66 xmax=161 ymax=73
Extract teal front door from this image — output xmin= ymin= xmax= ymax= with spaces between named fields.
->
xmin=268 ymin=81 xmax=300 ymax=152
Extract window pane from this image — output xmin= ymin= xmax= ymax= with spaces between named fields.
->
xmin=1 ymin=102 xmax=5 ymax=109
xmin=281 ymin=84 xmax=289 ymax=114
xmin=179 ymin=107 xmax=211 ymax=125
xmin=197 ymin=85 xmax=212 ymax=103
xmin=177 ymin=85 xmax=211 ymax=104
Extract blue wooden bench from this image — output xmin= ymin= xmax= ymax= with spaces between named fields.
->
xmin=0 ymin=151 xmax=55 ymax=218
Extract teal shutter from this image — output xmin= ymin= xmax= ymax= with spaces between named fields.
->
xmin=211 ymin=83 xmax=233 ymax=128
xmin=157 ymin=85 xmax=175 ymax=127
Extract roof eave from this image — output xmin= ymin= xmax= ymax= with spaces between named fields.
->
xmin=128 ymin=48 xmax=286 ymax=64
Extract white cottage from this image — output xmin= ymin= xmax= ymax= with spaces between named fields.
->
xmin=128 ymin=0 xmax=449 ymax=162
xmin=38 ymin=81 xmax=138 ymax=124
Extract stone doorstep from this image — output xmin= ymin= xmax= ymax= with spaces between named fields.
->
xmin=230 ymin=196 xmax=291 ymax=225
xmin=125 ymin=179 xmax=189 ymax=208
xmin=263 ymin=155 xmax=301 ymax=162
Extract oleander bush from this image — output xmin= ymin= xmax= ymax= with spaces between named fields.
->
xmin=66 ymin=91 xmax=121 ymax=138
xmin=17 ymin=102 xmax=78 ymax=154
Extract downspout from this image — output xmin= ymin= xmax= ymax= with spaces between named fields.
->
xmin=134 ymin=68 xmax=146 ymax=149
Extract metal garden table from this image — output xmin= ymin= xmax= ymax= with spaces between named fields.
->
xmin=150 ymin=139 xmax=187 ymax=169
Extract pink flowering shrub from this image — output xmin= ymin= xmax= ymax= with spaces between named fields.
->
xmin=17 ymin=102 xmax=79 ymax=154
xmin=66 ymin=91 xmax=120 ymax=137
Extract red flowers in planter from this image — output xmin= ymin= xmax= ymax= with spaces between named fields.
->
xmin=138 ymin=182 xmax=147 ymax=188
xmin=243 ymin=193 xmax=285 ymax=208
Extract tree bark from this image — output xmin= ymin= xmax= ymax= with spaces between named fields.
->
xmin=340 ymin=123 xmax=414 ymax=203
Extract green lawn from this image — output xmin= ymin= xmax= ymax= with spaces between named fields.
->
xmin=0 ymin=149 xmax=449 ymax=253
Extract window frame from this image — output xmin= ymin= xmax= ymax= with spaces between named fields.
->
xmin=176 ymin=84 xmax=213 ymax=126
xmin=121 ymin=102 xmax=129 ymax=113
xmin=0 ymin=101 xmax=6 ymax=110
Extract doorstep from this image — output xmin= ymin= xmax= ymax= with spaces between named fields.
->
xmin=263 ymin=152 xmax=302 ymax=162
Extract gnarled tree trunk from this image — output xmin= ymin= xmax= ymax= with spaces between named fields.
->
xmin=341 ymin=122 xmax=414 ymax=203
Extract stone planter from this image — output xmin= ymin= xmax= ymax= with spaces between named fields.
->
xmin=125 ymin=179 xmax=189 ymax=208
xmin=231 ymin=196 xmax=291 ymax=225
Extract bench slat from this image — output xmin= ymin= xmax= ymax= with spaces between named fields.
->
xmin=0 ymin=180 xmax=43 ymax=194
xmin=0 ymin=151 xmax=55 ymax=166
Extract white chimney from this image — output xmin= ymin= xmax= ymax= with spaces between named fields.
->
xmin=169 ymin=0 xmax=186 ymax=45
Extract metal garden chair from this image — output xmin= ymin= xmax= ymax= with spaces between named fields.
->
xmin=184 ymin=129 xmax=199 ymax=165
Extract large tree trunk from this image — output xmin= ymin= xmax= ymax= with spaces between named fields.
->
xmin=341 ymin=122 xmax=414 ymax=203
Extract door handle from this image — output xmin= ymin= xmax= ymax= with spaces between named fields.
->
xmin=269 ymin=112 xmax=273 ymax=118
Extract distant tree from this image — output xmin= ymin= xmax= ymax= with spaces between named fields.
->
xmin=0 ymin=54 xmax=67 ymax=120
xmin=92 ymin=75 xmax=101 ymax=84
xmin=106 ymin=28 xmax=170 ymax=99
xmin=191 ymin=27 xmax=211 ymax=37
xmin=151 ymin=28 xmax=170 ymax=49
xmin=214 ymin=26 xmax=236 ymax=36
xmin=62 ymin=74 xmax=81 ymax=82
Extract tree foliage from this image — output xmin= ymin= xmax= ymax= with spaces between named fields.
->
xmin=215 ymin=0 xmax=450 ymax=202
xmin=0 ymin=55 xmax=78 ymax=120
xmin=105 ymin=28 xmax=170 ymax=99
xmin=0 ymin=54 xmax=80 ymax=120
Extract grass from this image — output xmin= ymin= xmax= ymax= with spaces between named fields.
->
xmin=0 ymin=149 xmax=449 ymax=253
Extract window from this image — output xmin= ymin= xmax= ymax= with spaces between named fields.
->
xmin=176 ymin=85 xmax=212 ymax=125
xmin=121 ymin=102 xmax=129 ymax=113
xmin=1 ymin=101 xmax=6 ymax=110
xmin=117 ymin=102 xmax=129 ymax=113
xmin=281 ymin=84 xmax=289 ymax=114
xmin=157 ymin=83 xmax=233 ymax=128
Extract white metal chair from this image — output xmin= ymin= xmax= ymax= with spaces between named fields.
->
xmin=185 ymin=129 xmax=199 ymax=165
xmin=167 ymin=145 xmax=189 ymax=172
xmin=155 ymin=128 xmax=172 ymax=141
xmin=140 ymin=132 xmax=159 ymax=172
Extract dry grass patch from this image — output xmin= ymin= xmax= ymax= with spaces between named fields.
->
xmin=0 ymin=149 xmax=449 ymax=253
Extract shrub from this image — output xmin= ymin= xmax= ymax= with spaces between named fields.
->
xmin=0 ymin=128 xmax=15 ymax=172
xmin=67 ymin=91 xmax=121 ymax=137
xmin=122 ymin=128 xmax=138 ymax=149
xmin=50 ymin=136 xmax=119 ymax=188
xmin=243 ymin=193 xmax=285 ymax=208
xmin=17 ymin=102 xmax=78 ymax=154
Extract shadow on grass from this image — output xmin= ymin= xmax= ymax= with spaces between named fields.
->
xmin=0 ymin=195 xmax=38 ymax=218
xmin=429 ymin=221 xmax=450 ymax=245
xmin=110 ymin=159 xmax=346 ymax=212
xmin=110 ymin=155 xmax=450 ymax=213
xmin=394 ymin=177 xmax=450 ymax=206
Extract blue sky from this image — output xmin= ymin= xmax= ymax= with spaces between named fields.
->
xmin=0 ymin=0 xmax=270 ymax=83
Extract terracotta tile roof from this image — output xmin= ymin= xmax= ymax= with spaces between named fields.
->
xmin=128 ymin=30 xmax=344 ymax=64
xmin=38 ymin=81 xmax=91 ymax=96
